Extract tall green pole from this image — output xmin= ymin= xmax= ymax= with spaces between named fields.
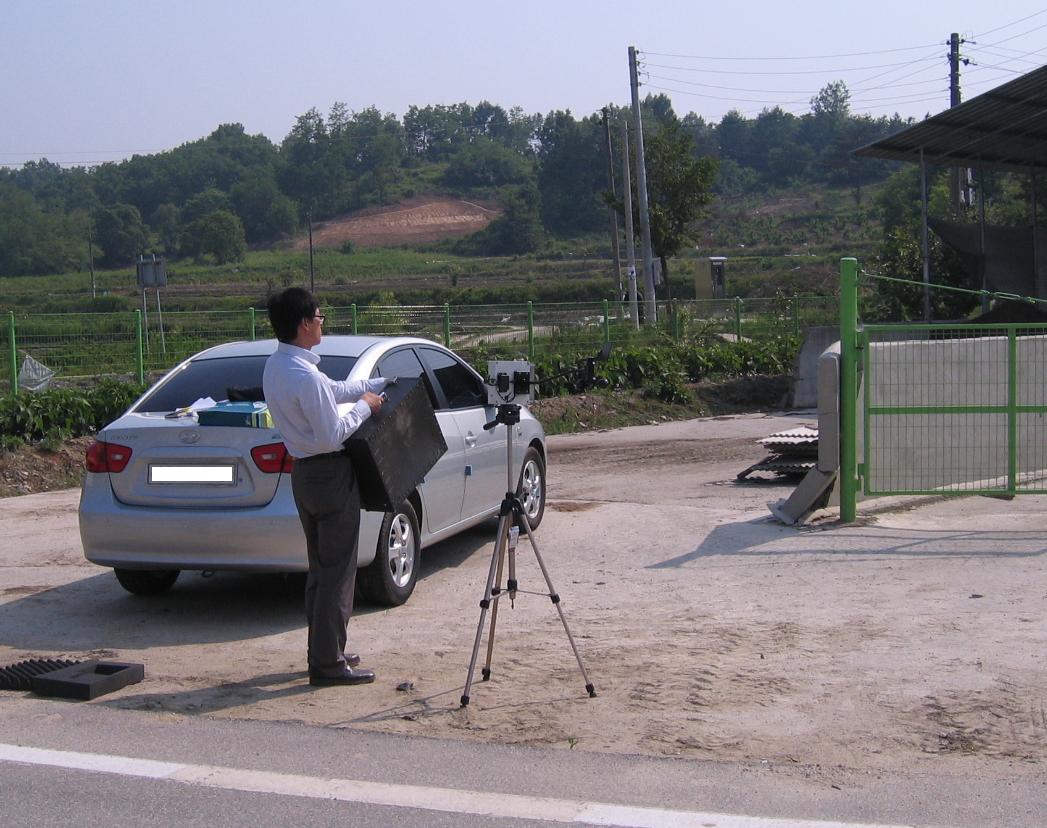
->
xmin=135 ymin=309 xmax=145 ymax=385
xmin=734 ymin=297 xmax=743 ymax=340
xmin=527 ymin=301 xmax=535 ymax=361
xmin=839 ymin=258 xmax=859 ymax=523
xmin=443 ymin=303 xmax=451 ymax=347
xmin=602 ymin=299 xmax=611 ymax=345
xmin=1007 ymin=325 xmax=1018 ymax=495
xmin=249 ymin=307 xmax=256 ymax=341
xmin=8 ymin=312 xmax=17 ymax=396
xmin=351 ymin=304 xmax=358 ymax=335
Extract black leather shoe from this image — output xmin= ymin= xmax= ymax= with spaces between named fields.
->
xmin=309 ymin=667 xmax=375 ymax=687
xmin=345 ymin=653 xmax=361 ymax=667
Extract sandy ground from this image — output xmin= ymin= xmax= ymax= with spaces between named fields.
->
xmin=1 ymin=411 xmax=1046 ymax=783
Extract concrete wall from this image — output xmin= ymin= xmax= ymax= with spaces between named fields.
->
xmin=864 ymin=333 xmax=1047 ymax=493
xmin=791 ymin=325 xmax=840 ymax=409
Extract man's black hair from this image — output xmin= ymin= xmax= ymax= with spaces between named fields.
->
xmin=267 ymin=287 xmax=318 ymax=343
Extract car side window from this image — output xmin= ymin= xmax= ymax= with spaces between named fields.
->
xmin=376 ymin=348 xmax=426 ymax=382
xmin=375 ymin=348 xmax=442 ymax=408
xmin=419 ymin=348 xmax=485 ymax=410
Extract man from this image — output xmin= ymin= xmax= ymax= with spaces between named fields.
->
xmin=263 ymin=287 xmax=388 ymax=686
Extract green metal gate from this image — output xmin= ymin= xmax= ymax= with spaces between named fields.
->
xmin=839 ymin=258 xmax=1047 ymax=522
xmin=862 ymin=321 xmax=1047 ymax=497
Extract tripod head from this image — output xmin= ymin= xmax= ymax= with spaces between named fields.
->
xmin=483 ymin=403 xmax=521 ymax=431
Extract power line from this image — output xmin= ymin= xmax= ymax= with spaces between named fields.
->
xmin=640 ymin=15 xmax=1047 ymax=122
xmin=966 ymin=47 xmax=1046 ymax=68
xmin=848 ymin=67 xmax=948 ymax=95
xmin=973 ymin=8 xmax=1047 ymax=39
xmin=642 ymin=82 xmax=808 ymax=107
xmin=641 ymin=42 xmax=941 ymax=61
xmin=964 ymin=62 xmax=1028 ymax=76
xmin=973 ymin=41 xmax=1047 ymax=57
xmin=980 ymin=20 xmax=1047 ymax=47
xmin=641 ymin=55 xmax=942 ymax=76
xmin=644 ymin=69 xmax=945 ymax=97
xmin=645 ymin=72 xmax=946 ymax=107
xmin=831 ymin=46 xmax=947 ymax=92
xmin=642 ymin=82 xmax=947 ymax=114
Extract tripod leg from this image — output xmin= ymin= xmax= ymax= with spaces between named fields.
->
xmin=461 ymin=513 xmax=511 ymax=707
xmin=482 ymin=527 xmax=509 ymax=681
xmin=517 ymin=512 xmax=597 ymax=698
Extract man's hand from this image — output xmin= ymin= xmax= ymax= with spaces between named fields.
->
xmin=361 ymin=391 xmax=384 ymax=415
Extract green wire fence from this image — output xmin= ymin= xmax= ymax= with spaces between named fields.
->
xmin=2 ymin=296 xmax=838 ymax=396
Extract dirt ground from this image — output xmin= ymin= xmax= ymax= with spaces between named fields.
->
xmin=291 ymin=197 xmax=501 ymax=249
xmin=1 ymin=412 xmax=1046 ymax=786
xmin=0 ymin=436 xmax=91 ymax=498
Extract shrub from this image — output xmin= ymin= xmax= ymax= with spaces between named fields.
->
xmin=531 ymin=336 xmax=797 ymax=402
xmin=0 ymin=379 xmax=144 ymax=441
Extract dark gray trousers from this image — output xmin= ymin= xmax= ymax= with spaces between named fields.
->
xmin=290 ymin=453 xmax=361 ymax=676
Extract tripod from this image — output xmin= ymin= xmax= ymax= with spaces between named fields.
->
xmin=460 ymin=403 xmax=596 ymax=707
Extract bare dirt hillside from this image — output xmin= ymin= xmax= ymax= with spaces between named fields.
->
xmin=292 ymin=198 xmax=501 ymax=250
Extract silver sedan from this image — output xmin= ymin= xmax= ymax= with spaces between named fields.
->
xmin=79 ymin=336 xmax=547 ymax=606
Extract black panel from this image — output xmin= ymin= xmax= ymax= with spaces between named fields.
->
xmin=345 ymin=376 xmax=448 ymax=513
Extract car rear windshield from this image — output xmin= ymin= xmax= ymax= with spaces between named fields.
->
xmin=134 ymin=355 xmax=359 ymax=413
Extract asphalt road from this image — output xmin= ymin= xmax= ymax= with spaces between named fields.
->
xmin=2 ymin=700 xmax=1043 ymax=827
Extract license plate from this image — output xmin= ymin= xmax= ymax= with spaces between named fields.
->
xmin=149 ymin=464 xmax=236 ymax=484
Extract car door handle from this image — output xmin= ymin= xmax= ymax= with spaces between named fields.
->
xmin=464 ymin=433 xmax=478 ymax=447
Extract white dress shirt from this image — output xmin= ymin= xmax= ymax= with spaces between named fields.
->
xmin=263 ymin=342 xmax=388 ymax=458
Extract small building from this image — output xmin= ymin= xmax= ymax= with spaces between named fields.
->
xmin=695 ymin=256 xmax=727 ymax=299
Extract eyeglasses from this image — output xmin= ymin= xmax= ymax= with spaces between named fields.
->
xmin=313 ymin=314 xmax=326 ymax=324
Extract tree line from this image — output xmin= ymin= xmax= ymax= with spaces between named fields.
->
xmin=0 ymin=83 xmax=910 ymax=279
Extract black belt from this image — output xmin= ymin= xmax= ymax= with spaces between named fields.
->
xmin=296 ymin=450 xmax=349 ymax=463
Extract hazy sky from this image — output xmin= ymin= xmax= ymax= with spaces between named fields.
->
xmin=3 ymin=1 xmax=1046 ymax=168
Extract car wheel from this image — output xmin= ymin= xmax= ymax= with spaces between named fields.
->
xmin=114 ymin=568 xmax=180 ymax=596
xmin=516 ymin=447 xmax=546 ymax=531
xmin=358 ymin=501 xmax=420 ymax=606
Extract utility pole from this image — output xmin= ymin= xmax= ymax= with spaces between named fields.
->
xmin=601 ymin=107 xmax=623 ymax=299
xmin=620 ymin=121 xmax=639 ymax=330
xmin=949 ymin=32 xmax=969 ymax=211
xmin=307 ymin=211 xmax=315 ymax=293
xmin=920 ymin=148 xmax=931 ymax=321
xmin=628 ymin=46 xmax=657 ymax=324
xmin=87 ymin=223 xmax=96 ymax=299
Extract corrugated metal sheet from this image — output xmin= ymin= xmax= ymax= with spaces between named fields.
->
xmin=854 ymin=65 xmax=1047 ymax=173
xmin=758 ymin=425 xmax=819 ymax=448
xmin=739 ymin=425 xmax=819 ymax=479
xmin=746 ymin=458 xmax=816 ymax=476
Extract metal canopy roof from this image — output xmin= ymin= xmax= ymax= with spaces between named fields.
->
xmin=854 ymin=64 xmax=1047 ymax=173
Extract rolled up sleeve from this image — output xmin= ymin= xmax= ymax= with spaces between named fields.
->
xmin=300 ymin=375 xmax=374 ymax=452
xmin=331 ymin=377 xmax=388 ymax=404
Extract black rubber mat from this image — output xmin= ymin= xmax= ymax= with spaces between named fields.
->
xmin=0 ymin=659 xmax=81 ymax=691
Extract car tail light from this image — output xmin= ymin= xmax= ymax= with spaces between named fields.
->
xmin=85 ymin=440 xmax=133 ymax=473
xmin=252 ymin=442 xmax=294 ymax=474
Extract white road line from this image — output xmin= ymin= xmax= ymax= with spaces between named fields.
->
xmin=0 ymin=743 xmax=912 ymax=828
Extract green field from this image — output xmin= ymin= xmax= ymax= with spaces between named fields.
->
xmin=0 ymin=183 xmax=875 ymax=317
